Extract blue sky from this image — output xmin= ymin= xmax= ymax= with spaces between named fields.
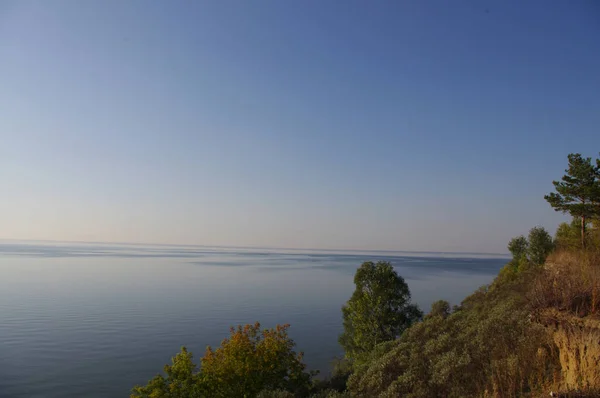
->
xmin=1 ymin=0 xmax=599 ymax=253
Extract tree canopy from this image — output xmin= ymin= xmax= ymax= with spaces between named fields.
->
xmin=131 ymin=323 xmax=311 ymax=398
xmin=507 ymin=235 xmax=528 ymax=261
xmin=527 ymin=226 xmax=554 ymax=265
xmin=201 ymin=322 xmax=311 ymax=397
xmin=504 ymin=227 xmax=554 ymax=277
xmin=339 ymin=261 xmax=422 ymax=360
xmin=545 ymin=153 xmax=600 ymax=247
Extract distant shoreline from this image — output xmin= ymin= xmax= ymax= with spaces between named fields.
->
xmin=0 ymin=238 xmax=510 ymax=259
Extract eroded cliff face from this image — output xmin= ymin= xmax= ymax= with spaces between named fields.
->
xmin=542 ymin=310 xmax=600 ymax=390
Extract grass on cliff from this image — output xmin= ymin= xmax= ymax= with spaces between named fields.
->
xmin=529 ymin=250 xmax=600 ymax=319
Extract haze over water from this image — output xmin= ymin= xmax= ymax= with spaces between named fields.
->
xmin=0 ymin=241 xmax=506 ymax=398
xmin=1 ymin=1 xmax=598 ymax=397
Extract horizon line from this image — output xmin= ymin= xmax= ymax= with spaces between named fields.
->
xmin=0 ymin=237 xmax=511 ymax=257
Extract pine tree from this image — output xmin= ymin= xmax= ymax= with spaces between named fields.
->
xmin=544 ymin=153 xmax=600 ymax=248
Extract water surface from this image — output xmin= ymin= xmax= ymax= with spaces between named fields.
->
xmin=0 ymin=241 xmax=507 ymax=397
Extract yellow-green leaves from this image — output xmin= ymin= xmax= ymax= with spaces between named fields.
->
xmin=131 ymin=323 xmax=311 ymax=398
xmin=201 ymin=322 xmax=310 ymax=397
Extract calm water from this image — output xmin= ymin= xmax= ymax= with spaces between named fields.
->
xmin=0 ymin=241 xmax=507 ymax=397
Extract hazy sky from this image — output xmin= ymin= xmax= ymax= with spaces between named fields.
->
xmin=1 ymin=1 xmax=599 ymax=253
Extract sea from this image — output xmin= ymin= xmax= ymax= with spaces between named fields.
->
xmin=0 ymin=241 xmax=507 ymax=397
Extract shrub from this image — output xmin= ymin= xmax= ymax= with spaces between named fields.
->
xmin=311 ymin=358 xmax=352 ymax=394
xmin=529 ymin=250 xmax=600 ymax=317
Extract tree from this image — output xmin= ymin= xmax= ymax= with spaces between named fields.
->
xmin=131 ymin=323 xmax=311 ymax=398
xmin=201 ymin=322 xmax=311 ymax=397
xmin=545 ymin=153 xmax=600 ymax=248
xmin=507 ymin=235 xmax=528 ymax=261
xmin=131 ymin=347 xmax=204 ymax=398
xmin=339 ymin=261 xmax=422 ymax=360
xmin=555 ymin=217 xmax=585 ymax=249
xmin=527 ymin=226 xmax=554 ymax=265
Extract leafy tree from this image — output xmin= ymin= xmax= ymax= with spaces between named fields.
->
xmin=527 ymin=226 xmax=554 ymax=265
xmin=545 ymin=153 xmax=600 ymax=248
xmin=131 ymin=347 xmax=204 ymax=398
xmin=507 ymin=235 xmax=528 ymax=261
xmin=555 ymin=218 xmax=582 ymax=249
xmin=339 ymin=261 xmax=422 ymax=360
xmin=201 ymin=322 xmax=311 ymax=397
xmin=132 ymin=323 xmax=311 ymax=398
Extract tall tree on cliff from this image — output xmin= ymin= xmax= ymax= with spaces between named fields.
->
xmin=545 ymin=153 xmax=600 ymax=248
xmin=339 ymin=261 xmax=422 ymax=360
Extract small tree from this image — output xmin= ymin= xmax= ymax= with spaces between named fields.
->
xmin=339 ymin=261 xmax=422 ymax=360
xmin=527 ymin=226 xmax=554 ymax=265
xmin=201 ymin=323 xmax=311 ymax=397
xmin=131 ymin=323 xmax=311 ymax=398
xmin=507 ymin=235 xmax=528 ymax=261
xmin=544 ymin=153 xmax=600 ymax=248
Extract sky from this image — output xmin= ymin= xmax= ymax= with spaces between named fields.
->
xmin=1 ymin=0 xmax=599 ymax=253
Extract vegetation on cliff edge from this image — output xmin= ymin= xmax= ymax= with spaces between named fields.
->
xmin=133 ymin=152 xmax=600 ymax=397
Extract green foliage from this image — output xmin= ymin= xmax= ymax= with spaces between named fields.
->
xmin=507 ymin=235 xmax=528 ymax=261
xmin=311 ymin=358 xmax=352 ymax=394
xmin=555 ymin=219 xmax=582 ymax=250
xmin=527 ymin=226 xmax=554 ymax=265
xmin=347 ymin=267 xmax=559 ymax=397
xmin=425 ymin=300 xmax=451 ymax=319
xmin=505 ymin=226 xmax=553 ymax=269
xmin=309 ymin=390 xmax=352 ymax=398
xmin=504 ymin=236 xmax=532 ymax=281
xmin=201 ymin=322 xmax=311 ymax=397
xmin=257 ymin=390 xmax=296 ymax=398
xmin=544 ymin=153 xmax=600 ymax=247
xmin=499 ymin=247 xmax=530 ymax=287
xmin=339 ymin=261 xmax=422 ymax=360
xmin=131 ymin=347 xmax=204 ymax=398
xmin=556 ymin=218 xmax=600 ymax=251
xmin=133 ymin=152 xmax=600 ymax=398
xmin=132 ymin=323 xmax=311 ymax=398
